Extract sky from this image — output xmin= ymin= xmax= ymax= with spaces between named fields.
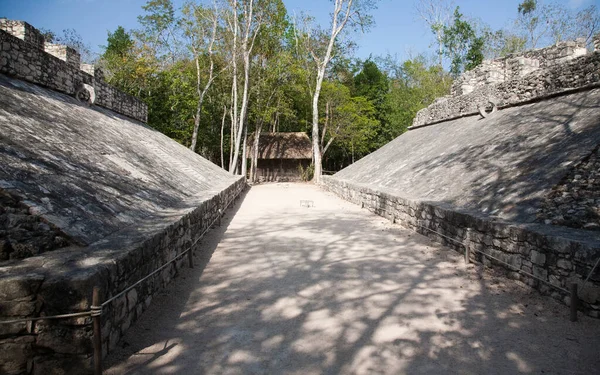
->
xmin=0 ymin=0 xmax=597 ymax=62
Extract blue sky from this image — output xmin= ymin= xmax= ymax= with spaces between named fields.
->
xmin=0 ymin=0 xmax=597 ymax=62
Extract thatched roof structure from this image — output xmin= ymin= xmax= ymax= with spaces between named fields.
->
xmin=250 ymin=132 xmax=312 ymax=160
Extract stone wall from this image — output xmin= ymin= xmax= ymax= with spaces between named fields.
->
xmin=0 ymin=189 xmax=73 ymax=261
xmin=323 ymin=177 xmax=600 ymax=318
xmin=451 ymin=39 xmax=587 ymax=96
xmin=414 ymin=38 xmax=599 ymax=127
xmin=0 ymin=178 xmax=246 ymax=375
xmin=537 ymin=146 xmax=600 ymax=230
xmin=0 ymin=20 xmax=147 ymax=123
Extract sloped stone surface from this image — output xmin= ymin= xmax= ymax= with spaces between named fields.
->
xmin=334 ymin=88 xmax=600 ymax=223
xmin=0 ymin=72 xmax=245 ymax=373
xmin=0 ymin=73 xmax=238 ymax=245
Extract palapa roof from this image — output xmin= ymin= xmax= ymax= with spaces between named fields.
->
xmin=250 ymin=132 xmax=313 ymax=160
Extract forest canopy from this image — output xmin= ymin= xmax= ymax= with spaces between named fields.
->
xmin=89 ymin=0 xmax=599 ymax=181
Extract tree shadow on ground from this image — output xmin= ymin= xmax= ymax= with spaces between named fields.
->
xmin=103 ymin=185 xmax=600 ymax=375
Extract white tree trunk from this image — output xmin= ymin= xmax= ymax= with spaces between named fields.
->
xmin=220 ymin=105 xmax=227 ymax=169
xmin=310 ymin=0 xmax=353 ymax=184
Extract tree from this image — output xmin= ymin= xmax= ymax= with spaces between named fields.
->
xmin=180 ymin=1 xmax=220 ymax=153
xmin=104 ymin=26 xmax=134 ymax=58
xmin=40 ymin=27 xmax=94 ymax=63
xmin=382 ymin=56 xmax=451 ymax=138
xmin=227 ymin=0 xmax=281 ymax=175
xmin=483 ymin=28 xmax=526 ymax=59
xmin=353 ymin=59 xmax=388 ymax=109
xmin=304 ymin=0 xmax=377 ymax=183
xmin=319 ymin=81 xmax=377 ymax=162
xmin=415 ymin=0 xmax=454 ymax=67
xmin=573 ymin=5 xmax=600 ymax=48
xmin=442 ymin=7 xmax=484 ymax=76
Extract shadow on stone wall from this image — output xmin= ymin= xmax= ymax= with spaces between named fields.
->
xmin=103 ymin=200 xmax=600 ymax=374
xmin=409 ymin=93 xmax=600 ymax=223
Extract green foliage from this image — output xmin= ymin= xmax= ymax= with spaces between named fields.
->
xmin=484 ymin=29 xmax=526 ymax=58
xmin=353 ymin=59 xmax=389 ymax=108
xmin=104 ymin=26 xmax=134 ymax=58
xmin=382 ymin=56 xmax=451 ymax=139
xmin=518 ymin=0 xmax=537 ymax=15
xmin=101 ymin=0 xmax=457 ymax=173
xmin=298 ymin=163 xmax=315 ymax=181
xmin=442 ymin=7 xmax=484 ymax=76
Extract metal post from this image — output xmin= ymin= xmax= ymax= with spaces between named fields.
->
xmin=92 ymin=287 xmax=102 ymax=375
xmin=570 ymin=283 xmax=578 ymax=322
xmin=187 ymin=249 xmax=194 ymax=268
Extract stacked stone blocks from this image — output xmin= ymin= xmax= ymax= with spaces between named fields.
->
xmin=415 ymin=38 xmax=598 ymax=127
xmin=0 ymin=19 xmax=147 ymax=123
xmin=0 ymin=178 xmax=246 ymax=374
xmin=323 ymin=177 xmax=600 ymax=318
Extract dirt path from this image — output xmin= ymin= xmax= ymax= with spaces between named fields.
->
xmin=105 ymin=183 xmax=600 ymax=374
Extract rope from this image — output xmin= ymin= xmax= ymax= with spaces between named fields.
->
xmin=0 ymin=189 xmax=243 ymax=325
xmin=413 ymin=223 xmax=570 ymax=294
xmin=101 ymin=193 xmax=238 ymax=308
xmin=0 ymin=311 xmax=92 ymax=325
xmin=580 ymin=255 xmax=600 ymax=294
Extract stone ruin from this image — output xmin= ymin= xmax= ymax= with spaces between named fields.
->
xmin=412 ymin=37 xmax=599 ymax=127
xmin=450 ymin=39 xmax=588 ymax=96
xmin=324 ymin=35 xmax=600 ymax=319
xmin=0 ymin=19 xmax=146 ymax=122
xmin=0 ymin=19 xmax=246 ymax=374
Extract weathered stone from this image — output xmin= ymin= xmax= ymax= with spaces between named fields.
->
xmin=127 ymin=288 xmax=138 ymax=311
xmin=0 ymin=300 xmax=37 ymax=316
xmin=533 ymin=266 xmax=548 ymax=281
xmin=0 ymin=274 xmax=44 ymax=301
xmin=556 ymin=258 xmax=573 ymax=270
xmin=35 ymin=323 xmax=92 ymax=354
xmin=579 ymin=285 xmax=600 ymax=304
xmin=33 ymin=354 xmax=93 ymax=375
xmin=414 ymin=39 xmax=594 ymax=127
xmin=323 ymin=176 xmax=600 ymax=318
xmin=0 ymin=31 xmax=246 ymax=370
xmin=0 ymin=336 xmax=35 ymax=375
xmin=530 ymin=250 xmax=546 ymax=266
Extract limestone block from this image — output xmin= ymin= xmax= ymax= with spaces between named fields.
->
xmin=533 ymin=265 xmax=548 ymax=280
xmin=556 ymin=258 xmax=573 ymax=270
xmin=530 ymin=250 xmax=546 ymax=265
xmin=33 ymin=354 xmax=93 ymax=375
xmin=580 ymin=284 xmax=600 ymax=304
xmin=0 ymin=300 xmax=37 ymax=316
xmin=0 ymin=336 xmax=35 ymax=375
xmin=0 ymin=274 xmax=44 ymax=301
xmin=127 ymin=288 xmax=138 ymax=311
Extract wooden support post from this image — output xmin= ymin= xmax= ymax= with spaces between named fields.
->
xmin=570 ymin=283 xmax=578 ymax=322
xmin=92 ymin=287 xmax=102 ymax=375
xmin=465 ymin=246 xmax=471 ymax=265
xmin=465 ymin=229 xmax=471 ymax=265
xmin=187 ymin=249 xmax=194 ymax=268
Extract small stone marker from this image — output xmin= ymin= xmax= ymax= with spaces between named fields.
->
xmin=300 ymin=200 xmax=314 ymax=208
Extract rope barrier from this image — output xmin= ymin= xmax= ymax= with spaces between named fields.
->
xmin=0 ymin=311 xmax=92 ymax=325
xmin=0 ymin=189 xmax=242 ymax=326
xmin=101 ymin=193 xmax=238 ymax=308
xmin=413 ymin=223 xmax=571 ymax=295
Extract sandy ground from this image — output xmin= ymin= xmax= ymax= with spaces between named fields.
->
xmin=104 ymin=183 xmax=600 ymax=375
